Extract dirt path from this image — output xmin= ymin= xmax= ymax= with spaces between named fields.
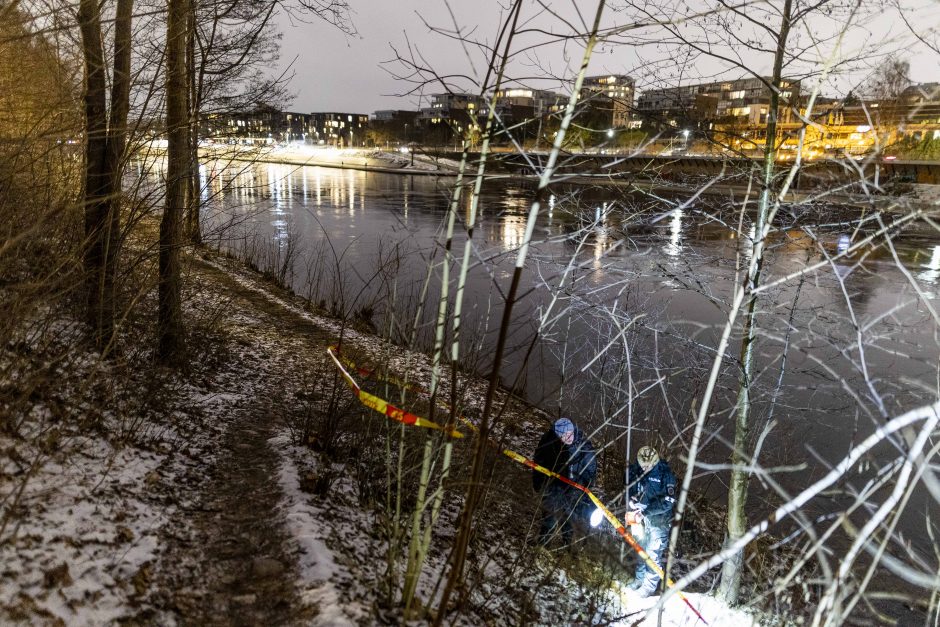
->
xmin=156 ymin=400 xmax=304 ymax=625
xmin=148 ymin=260 xmax=337 ymax=625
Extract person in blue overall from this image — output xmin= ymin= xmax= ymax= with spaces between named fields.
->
xmin=532 ymin=417 xmax=597 ymax=547
xmin=627 ymin=446 xmax=677 ymax=597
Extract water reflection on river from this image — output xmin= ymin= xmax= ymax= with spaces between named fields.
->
xmin=193 ymin=158 xmax=939 ymax=553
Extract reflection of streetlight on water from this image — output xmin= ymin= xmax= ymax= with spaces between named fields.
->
xmin=918 ymin=245 xmax=940 ymax=284
xmin=664 ymin=209 xmax=683 ymax=257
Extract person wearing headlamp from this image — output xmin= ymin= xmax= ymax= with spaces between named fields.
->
xmin=626 ymin=445 xmax=677 ymax=598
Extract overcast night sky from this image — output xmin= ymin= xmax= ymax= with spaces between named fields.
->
xmin=276 ymin=0 xmax=940 ymax=115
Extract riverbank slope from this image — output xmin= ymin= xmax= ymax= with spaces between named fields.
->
xmin=1 ymin=246 xmax=758 ymax=625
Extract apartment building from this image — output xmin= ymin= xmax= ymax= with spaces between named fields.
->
xmin=579 ymin=75 xmax=635 ymax=128
xmin=637 ymin=77 xmax=800 ymax=129
xmin=309 ymin=112 xmax=369 ymax=147
xmin=201 ymin=106 xmax=311 ymax=144
xmin=418 ymin=93 xmax=484 ymax=126
xmin=494 ymin=88 xmax=564 ymax=118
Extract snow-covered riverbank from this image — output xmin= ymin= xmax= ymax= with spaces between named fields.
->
xmin=203 ymin=144 xmax=464 ymax=175
xmin=1 ymin=250 xmax=763 ymax=625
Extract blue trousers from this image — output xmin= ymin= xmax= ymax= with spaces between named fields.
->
xmin=635 ymin=523 xmax=670 ymax=594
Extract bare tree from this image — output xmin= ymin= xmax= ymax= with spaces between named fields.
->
xmin=159 ymin=0 xmax=189 ymax=363
xmin=77 ymin=0 xmax=133 ymax=349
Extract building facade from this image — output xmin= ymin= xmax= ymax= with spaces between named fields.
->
xmin=308 ymin=112 xmax=369 ymax=147
xmin=789 ymin=84 xmax=940 ymax=157
xmin=201 ymin=106 xmax=305 ymax=144
xmin=579 ymin=75 xmax=635 ymax=128
xmin=373 ymin=110 xmax=419 ymax=123
xmin=418 ymin=93 xmax=483 ymax=126
xmin=637 ymin=77 xmax=800 ymax=130
xmin=200 ymin=108 xmax=368 ymax=146
xmin=493 ymin=88 xmax=564 ymax=118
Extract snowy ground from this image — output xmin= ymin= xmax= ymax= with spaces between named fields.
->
xmin=2 ymin=251 xmax=758 ymax=625
xmin=198 ymin=259 xmax=753 ymax=625
xmin=0 ymin=311 xmax=229 ymax=623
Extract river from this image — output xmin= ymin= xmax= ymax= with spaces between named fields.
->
xmin=182 ymin=157 xmax=938 ymax=567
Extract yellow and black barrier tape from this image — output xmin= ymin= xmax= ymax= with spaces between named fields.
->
xmin=328 ymin=346 xmax=464 ymax=438
xmin=325 ymin=345 xmax=706 ymax=624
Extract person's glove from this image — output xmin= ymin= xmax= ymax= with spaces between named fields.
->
xmin=629 ymin=499 xmax=647 ymax=513
xmin=625 ymin=510 xmax=645 ymax=525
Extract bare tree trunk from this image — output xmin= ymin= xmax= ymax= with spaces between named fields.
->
xmin=718 ymin=0 xmax=793 ymax=604
xmin=101 ymin=0 xmax=134 ymax=342
xmin=77 ymin=0 xmax=110 ymax=348
xmin=159 ymin=0 xmax=189 ymax=363
xmin=186 ymin=3 xmax=201 ymax=245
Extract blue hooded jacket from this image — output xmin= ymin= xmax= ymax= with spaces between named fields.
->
xmin=627 ymin=459 xmax=677 ymax=527
xmin=532 ymin=427 xmax=597 ymax=493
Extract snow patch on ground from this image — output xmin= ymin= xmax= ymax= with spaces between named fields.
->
xmin=0 ymin=435 xmax=166 ymax=624
xmin=271 ymin=433 xmax=367 ymax=625
xmin=603 ymin=585 xmax=760 ymax=626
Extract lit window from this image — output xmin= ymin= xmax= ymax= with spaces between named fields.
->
xmin=348 ymin=115 xmax=352 ymax=121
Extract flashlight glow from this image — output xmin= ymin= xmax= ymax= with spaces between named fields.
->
xmin=631 ymin=523 xmax=645 ymax=541
xmin=590 ymin=506 xmax=604 ymax=527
